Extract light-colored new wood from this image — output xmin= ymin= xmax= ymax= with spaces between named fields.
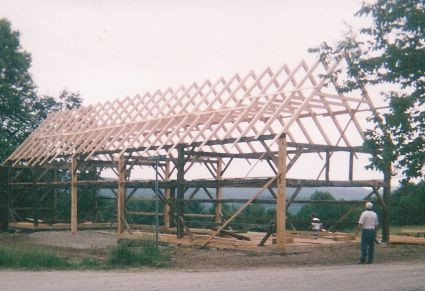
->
xmin=163 ymin=160 xmax=171 ymax=227
xmin=4 ymin=59 xmax=377 ymax=167
xmin=215 ymin=158 xmax=223 ymax=224
xmin=276 ymin=136 xmax=287 ymax=249
xmin=70 ymin=158 xmax=78 ymax=234
xmin=117 ymin=155 xmax=126 ymax=233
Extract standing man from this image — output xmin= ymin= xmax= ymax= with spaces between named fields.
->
xmin=355 ymin=202 xmax=378 ymax=264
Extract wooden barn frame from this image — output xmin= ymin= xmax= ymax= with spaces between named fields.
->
xmin=1 ymin=58 xmax=390 ymax=249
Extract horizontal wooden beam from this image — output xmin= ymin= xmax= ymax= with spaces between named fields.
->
xmin=287 ymin=142 xmax=368 ymax=153
xmin=10 ymin=177 xmax=384 ymax=189
xmin=184 ymin=199 xmax=367 ymax=204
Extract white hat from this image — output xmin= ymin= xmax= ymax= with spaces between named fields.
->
xmin=312 ymin=217 xmax=320 ymax=221
xmin=365 ymin=202 xmax=373 ymax=209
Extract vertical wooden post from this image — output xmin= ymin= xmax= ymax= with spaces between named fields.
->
xmin=31 ymin=168 xmax=39 ymax=227
xmin=0 ymin=165 xmax=10 ymax=232
xmin=325 ymin=150 xmax=330 ymax=182
xmin=382 ymin=162 xmax=391 ymax=243
xmin=349 ymin=151 xmax=354 ymax=182
xmin=70 ymin=158 xmax=78 ymax=234
xmin=170 ymin=187 xmax=176 ymax=227
xmin=276 ymin=135 xmax=287 ymax=249
xmin=88 ymin=168 xmax=97 ymax=222
xmin=176 ymin=145 xmax=185 ymax=238
xmin=215 ymin=158 xmax=223 ymax=224
xmin=163 ymin=160 xmax=171 ymax=228
xmin=93 ymin=187 xmax=98 ymax=222
xmin=52 ymin=169 xmax=58 ymax=223
xmin=117 ymin=155 xmax=126 ymax=234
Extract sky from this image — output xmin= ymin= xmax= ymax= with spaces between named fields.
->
xmin=2 ymin=0 xmax=396 ymax=184
xmin=1 ymin=0 xmax=366 ymax=106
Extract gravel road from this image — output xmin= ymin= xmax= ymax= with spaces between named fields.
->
xmin=1 ymin=262 xmax=424 ymax=291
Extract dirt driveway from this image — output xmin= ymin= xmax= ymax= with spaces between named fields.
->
xmin=1 ymin=230 xmax=425 ymax=269
xmin=1 ymin=262 xmax=424 ymax=291
xmin=1 ymin=230 xmax=425 ymax=290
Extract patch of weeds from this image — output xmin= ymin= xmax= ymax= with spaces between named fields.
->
xmin=107 ymin=240 xmax=170 ymax=268
xmin=80 ymin=257 xmax=102 ymax=268
xmin=0 ymin=246 xmax=72 ymax=270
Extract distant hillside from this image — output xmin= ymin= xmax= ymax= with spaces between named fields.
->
xmin=215 ymin=187 xmax=372 ymax=214
xmin=100 ymin=186 xmax=371 ymax=199
xmin=100 ymin=186 xmax=372 ymax=214
xmin=217 ymin=187 xmax=371 ymax=200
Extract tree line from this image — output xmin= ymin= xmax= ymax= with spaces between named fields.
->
xmin=1 ymin=0 xmax=423 ymax=229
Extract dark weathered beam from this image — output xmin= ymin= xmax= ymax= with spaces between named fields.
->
xmin=9 ymin=177 xmax=384 ymax=189
xmin=184 ymin=199 xmax=367 ymax=204
xmin=0 ymin=165 xmax=10 ymax=231
xmin=176 ymin=145 xmax=185 ymax=238
xmin=10 ymin=140 xmax=369 ymax=168
xmin=184 ymin=151 xmax=269 ymax=160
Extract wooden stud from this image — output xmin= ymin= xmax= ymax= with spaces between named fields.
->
xmin=276 ymin=135 xmax=287 ymax=249
xmin=325 ymin=150 xmax=330 ymax=182
xmin=70 ymin=158 xmax=78 ymax=234
xmin=117 ymin=155 xmax=126 ymax=233
xmin=215 ymin=158 xmax=223 ymax=224
xmin=163 ymin=160 xmax=171 ymax=227
xmin=176 ymin=145 xmax=185 ymax=238
xmin=0 ymin=165 xmax=10 ymax=232
xmin=349 ymin=151 xmax=354 ymax=181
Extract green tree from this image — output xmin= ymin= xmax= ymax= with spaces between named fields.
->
xmin=295 ymin=191 xmax=359 ymax=231
xmin=0 ymin=18 xmax=38 ymax=162
xmin=310 ymin=0 xmax=424 ymax=183
xmin=1 ymin=18 xmax=83 ymax=163
xmin=390 ymin=181 xmax=425 ymax=225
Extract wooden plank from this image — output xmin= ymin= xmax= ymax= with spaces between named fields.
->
xmin=163 ymin=160 xmax=171 ymax=227
xmin=276 ymin=136 xmax=287 ymax=249
xmin=176 ymin=145 xmax=185 ymax=238
xmin=117 ymin=155 xmax=126 ymax=233
xmin=215 ymin=158 xmax=223 ymax=224
xmin=70 ymin=158 xmax=78 ymax=234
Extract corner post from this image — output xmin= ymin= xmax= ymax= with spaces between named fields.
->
xmin=0 ymin=164 xmax=10 ymax=232
xmin=381 ymin=162 xmax=391 ymax=243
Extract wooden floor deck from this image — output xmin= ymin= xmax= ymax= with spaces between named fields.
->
xmin=10 ymin=222 xmax=425 ymax=250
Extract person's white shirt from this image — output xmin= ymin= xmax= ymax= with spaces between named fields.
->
xmin=358 ymin=210 xmax=378 ymax=230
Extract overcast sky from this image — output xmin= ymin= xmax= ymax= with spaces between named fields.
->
xmin=1 ymin=0 xmax=366 ymax=106
xmin=3 ymin=0 xmax=395 ymax=183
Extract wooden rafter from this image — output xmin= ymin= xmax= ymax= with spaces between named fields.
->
xmin=5 ymin=59 xmax=375 ymax=167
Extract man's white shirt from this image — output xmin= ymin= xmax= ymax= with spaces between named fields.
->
xmin=358 ymin=210 xmax=378 ymax=229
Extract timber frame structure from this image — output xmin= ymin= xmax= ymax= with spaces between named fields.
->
xmin=1 ymin=58 xmax=389 ymax=248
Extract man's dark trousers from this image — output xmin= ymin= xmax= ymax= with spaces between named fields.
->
xmin=360 ymin=229 xmax=375 ymax=263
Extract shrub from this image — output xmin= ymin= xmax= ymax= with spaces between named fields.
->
xmin=107 ymin=240 xmax=170 ymax=267
xmin=0 ymin=246 xmax=71 ymax=269
xmin=81 ymin=257 xmax=102 ymax=268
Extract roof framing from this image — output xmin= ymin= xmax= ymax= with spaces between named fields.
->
xmin=5 ymin=58 xmax=376 ymax=167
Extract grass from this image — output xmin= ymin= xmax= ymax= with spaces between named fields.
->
xmin=0 ymin=236 xmax=170 ymax=270
xmin=0 ymin=245 xmax=72 ymax=269
xmin=107 ymin=240 xmax=170 ymax=268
